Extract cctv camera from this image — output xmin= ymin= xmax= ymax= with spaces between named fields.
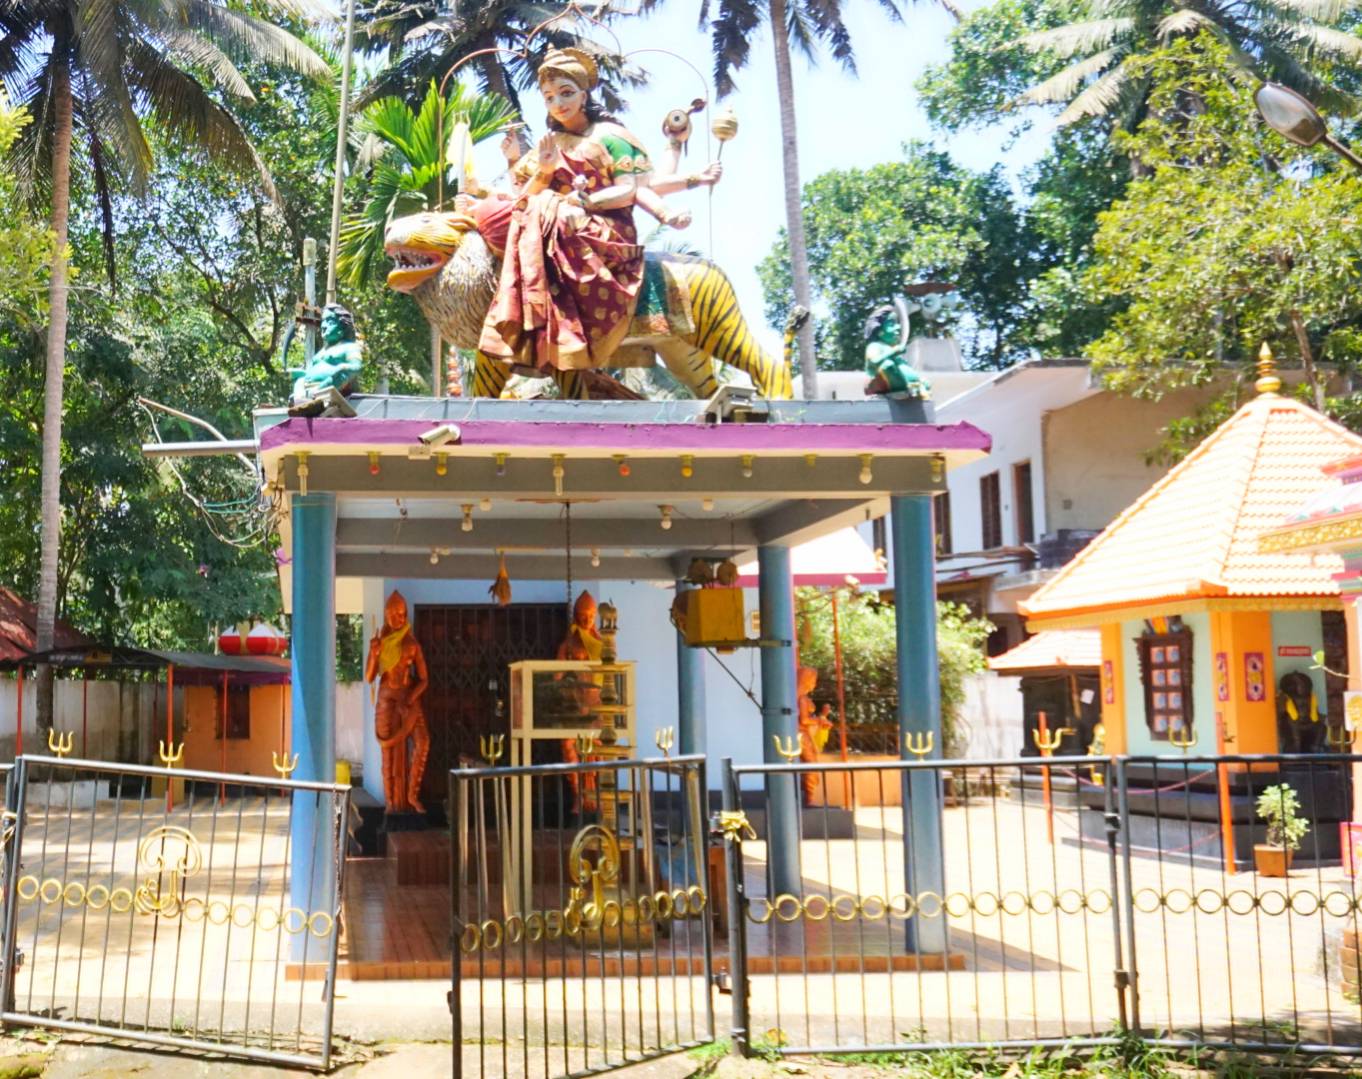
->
xmin=419 ymin=423 xmax=462 ymax=448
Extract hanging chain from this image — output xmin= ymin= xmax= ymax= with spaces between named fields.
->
xmin=564 ymin=500 xmax=573 ymax=615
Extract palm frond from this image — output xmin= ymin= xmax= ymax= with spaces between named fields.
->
xmin=1283 ymin=22 xmax=1362 ymax=60
xmin=1056 ymin=58 xmax=1132 ymax=124
xmin=154 ymin=29 xmax=252 ymax=99
xmin=710 ymin=0 xmax=761 ymax=96
xmin=170 ymin=0 xmax=330 ymax=80
xmin=1017 ymin=48 xmax=1118 ymax=105
xmin=124 ymin=40 xmax=276 ymax=201
xmin=1018 ymin=17 xmax=1135 ymax=59
xmin=1157 ymin=8 xmax=1216 ymax=38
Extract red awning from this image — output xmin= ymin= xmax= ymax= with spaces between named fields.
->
xmin=0 ymin=588 xmax=92 ymax=662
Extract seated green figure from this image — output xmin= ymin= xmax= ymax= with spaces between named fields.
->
xmin=863 ymin=298 xmax=930 ymax=400
xmin=281 ymin=303 xmax=364 ymax=416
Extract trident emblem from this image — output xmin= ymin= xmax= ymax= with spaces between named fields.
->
xmin=905 ymin=731 xmax=934 ymax=759
xmin=1327 ymin=725 xmax=1358 ymax=751
xmin=46 ymin=729 xmax=73 ymax=759
xmin=158 ymin=740 xmax=184 ymax=766
xmin=1168 ymin=726 xmax=1198 ymax=752
xmin=1032 ymin=727 xmax=1066 ymax=756
xmin=772 ymin=735 xmax=800 ymax=762
xmin=573 ymin=731 xmax=598 ymax=757
xmin=654 ymin=726 xmax=675 ymax=759
xmin=272 ymin=751 xmax=299 ymax=778
xmin=479 ymin=734 xmax=505 ymax=766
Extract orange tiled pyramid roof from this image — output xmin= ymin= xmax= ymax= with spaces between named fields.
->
xmin=1021 ymin=391 xmax=1362 ymax=623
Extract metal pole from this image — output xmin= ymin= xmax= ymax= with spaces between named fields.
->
xmin=303 ymin=238 xmax=318 ymax=363
xmin=166 ymin=664 xmax=175 ymax=811
xmin=831 ymin=589 xmax=848 ymax=762
xmin=676 ymin=578 xmax=706 ymax=757
xmin=80 ymin=674 xmax=87 ymax=758
xmin=220 ymin=672 xmax=228 ymax=804
xmin=14 ymin=667 xmax=22 ymax=757
xmin=324 ymin=0 xmax=358 ymax=304
xmin=721 ymin=758 xmax=751 ymax=1057
xmin=757 ymin=544 xmax=800 ymax=897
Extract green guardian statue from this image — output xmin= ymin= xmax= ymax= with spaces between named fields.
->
xmin=280 ymin=303 xmax=364 ymax=417
xmin=863 ymin=296 xmax=930 ymax=399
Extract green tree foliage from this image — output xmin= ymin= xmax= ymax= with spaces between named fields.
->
xmin=757 ymin=144 xmax=1039 ymax=369
xmin=796 ymin=587 xmax=992 ymax=755
xmin=0 ymin=100 xmax=53 ymax=324
xmin=339 ymin=81 xmax=517 ymax=286
xmin=1082 ymin=35 xmax=1362 ymax=410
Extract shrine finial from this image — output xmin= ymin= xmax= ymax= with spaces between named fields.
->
xmin=1256 ymin=341 xmax=1282 ymax=396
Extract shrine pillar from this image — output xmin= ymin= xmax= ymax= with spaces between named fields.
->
xmin=758 ymin=544 xmax=801 ymax=897
xmin=891 ymin=494 xmax=947 ymax=953
xmin=675 ymin=578 xmax=706 ymax=758
xmin=289 ymin=492 xmax=338 ymax=953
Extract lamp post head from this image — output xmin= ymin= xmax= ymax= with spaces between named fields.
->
xmin=1255 ymin=82 xmax=1328 ymax=147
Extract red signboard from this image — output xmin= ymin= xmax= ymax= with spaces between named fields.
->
xmin=1277 ymin=645 xmax=1313 ymax=658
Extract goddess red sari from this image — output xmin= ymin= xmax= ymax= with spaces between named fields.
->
xmin=478 ymin=124 xmax=649 ymax=373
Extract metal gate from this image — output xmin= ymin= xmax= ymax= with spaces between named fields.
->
xmin=0 ymin=754 xmax=349 ymax=1069
xmin=449 ymin=753 xmax=716 ymax=1078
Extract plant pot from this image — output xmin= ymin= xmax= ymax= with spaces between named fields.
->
xmin=1254 ymin=843 xmax=1294 ymax=878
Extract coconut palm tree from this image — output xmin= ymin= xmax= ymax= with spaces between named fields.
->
xmin=669 ymin=0 xmax=961 ymax=396
xmin=339 ymin=80 xmax=517 ymax=284
xmin=1015 ymin=0 xmax=1362 ymax=125
xmin=356 ymin=0 xmax=639 ymax=114
xmin=0 ymin=0 xmax=329 ymax=727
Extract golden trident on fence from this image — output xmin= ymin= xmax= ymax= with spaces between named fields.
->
xmin=905 ymin=731 xmax=934 ymax=759
xmin=46 ymin=729 xmax=73 ymax=759
xmin=1327 ymin=725 xmax=1358 ymax=751
xmin=479 ymin=734 xmax=505 ymax=766
xmin=1168 ymin=726 xmax=1198 ymax=752
xmin=1032 ymin=713 xmax=1073 ymax=847
xmin=158 ymin=740 xmax=184 ymax=766
xmin=272 ymin=751 xmax=299 ymax=779
xmin=772 ymin=735 xmax=800 ymax=762
xmin=573 ymin=731 xmax=598 ymax=758
xmin=654 ymin=726 xmax=675 ymax=759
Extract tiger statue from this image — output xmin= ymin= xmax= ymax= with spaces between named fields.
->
xmin=384 ymin=209 xmax=793 ymax=400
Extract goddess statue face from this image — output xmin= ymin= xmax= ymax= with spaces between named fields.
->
xmin=541 ymin=76 xmax=586 ymax=128
xmin=384 ymin=591 xmax=409 ymax=631
xmin=572 ymin=590 xmax=597 ymax=630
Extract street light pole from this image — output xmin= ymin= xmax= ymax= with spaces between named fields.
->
xmin=1254 ymin=82 xmax=1362 ymax=172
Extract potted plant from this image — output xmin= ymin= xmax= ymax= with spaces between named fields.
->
xmin=1255 ymin=783 xmax=1310 ymax=877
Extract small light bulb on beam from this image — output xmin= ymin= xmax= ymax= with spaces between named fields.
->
xmin=741 ymin=454 xmax=754 ymax=479
xmin=859 ymin=454 xmax=874 ymax=485
xmin=680 ymin=454 xmax=694 ymax=479
xmin=659 ymin=505 xmax=673 ymax=531
xmin=494 ymin=452 xmax=508 ymax=477
xmin=434 ymin=453 xmax=448 ymax=477
xmin=368 ymin=451 xmax=381 ymax=476
xmin=462 ymin=504 xmax=474 ymax=532
xmin=591 ymin=548 xmax=601 ymax=568
xmin=613 ymin=454 xmax=630 ymax=478
xmin=702 ymin=498 xmax=715 ymax=512
xmin=480 ymin=497 xmax=492 ymax=511
xmin=429 ymin=549 xmax=439 ymax=565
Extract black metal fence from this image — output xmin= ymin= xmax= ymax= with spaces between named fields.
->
xmin=0 ymin=755 xmax=349 ymax=1070
xmin=448 ymin=753 xmax=715 ymax=1079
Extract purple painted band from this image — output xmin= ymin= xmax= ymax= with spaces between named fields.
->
xmin=260 ymin=418 xmax=992 ymax=456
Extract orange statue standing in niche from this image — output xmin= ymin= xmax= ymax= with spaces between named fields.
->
xmin=558 ymin=590 xmax=604 ymax=811
xmin=797 ymin=666 xmax=833 ymax=804
xmin=365 ymin=591 xmax=431 ymax=813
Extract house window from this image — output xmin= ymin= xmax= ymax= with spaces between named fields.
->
xmin=1136 ymin=622 xmax=1193 ymax=740
xmin=980 ymin=472 xmax=1002 ymax=550
xmin=216 ymin=685 xmax=251 ymax=740
xmin=1013 ymin=461 xmax=1035 ymax=544
xmin=934 ymin=492 xmax=952 ymax=555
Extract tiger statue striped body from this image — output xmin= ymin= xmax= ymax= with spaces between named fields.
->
xmin=384 ymin=211 xmax=792 ymax=400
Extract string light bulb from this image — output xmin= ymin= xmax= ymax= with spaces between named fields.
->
xmin=429 ymin=549 xmax=439 ymax=565
xmin=859 ymin=454 xmax=874 ymax=485
xmin=680 ymin=454 xmax=694 ymax=479
xmin=462 ymin=504 xmax=474 ymax=532
xmin=740 ymin=454 xmax=754 ymax=479
xmin=613 ymin=454 xmax=630 ymax=478
xmin=591 ymin=548 xmax=601 ymax=568
xmin=368 ymin=451 xmax=381 ymax=476
xmin=480 ymin=497 xmax=492 ymax=512
xmin=702 ymin=497 xmax=715 ymax=512
xmin=494 ymin=452 xmax=508 ymax=477
xmin=552 ymin=454 xmax=566 ymax=496
xmin=434 ymin=453 xmax=448 ymax=477
xmin=659 ymin=505 xmax=674 ymax=531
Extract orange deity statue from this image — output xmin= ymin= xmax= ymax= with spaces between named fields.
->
xmin=365 ymin=591 xmax=432 ymax=813
xmin=797 ymin=666 xmax=833 ymax=804
xmin=558 ymin=590 xmax=604 ymax=811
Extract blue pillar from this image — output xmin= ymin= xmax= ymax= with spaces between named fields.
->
xmin=676 ymin=580 xmax=706 ymax=758
xmin=290 ymin=493 xmax=337 ymax=958
xmin=757 ymin=545 xmax=801 ymax=897
xmin=891 ymin=495 xmax=947 ymax=953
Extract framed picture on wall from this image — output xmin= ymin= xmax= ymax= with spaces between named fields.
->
xmin=1245 ymin=652 xmax=1266 ymax=702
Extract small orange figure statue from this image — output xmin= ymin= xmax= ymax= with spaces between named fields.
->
xmin=558 ymin=590 xmax=604 ymax=811
xmin=365 ymin=591 xmax=432 ymax=814
xmin=797 ymin=666 xmax=833 ymax=804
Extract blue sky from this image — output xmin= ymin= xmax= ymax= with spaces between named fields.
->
xmin=467 ymin=0 xmax=1055 ymax=351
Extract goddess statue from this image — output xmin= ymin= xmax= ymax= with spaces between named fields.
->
xmin=459 ymin=47 xmax=722 ymax=380
xmin=365 ymin=591 xmax=432 ymax=814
